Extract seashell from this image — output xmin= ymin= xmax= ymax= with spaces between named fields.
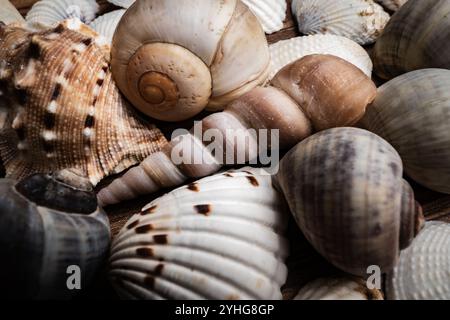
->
xmin=361 ymin=69 xmax=450 ymax=194
xmin=0 ymin=20 xmax=166 ymax=185
xmin=107 ymin=0 xmax=134 ymax=8
xmin=98 ymin=55 xmax=376 ymax=206
xmin=374 ymin=0 xmax=408 ymax=11
xmin=26 ymin=0 xmax=99 ymax=29
xmin=373 ymin=0 xmax=450 ymax=80
xmin=241 ymin=0 xmax=287 ymax=34
xmin=111 ymin=0 xmax=271 ymax=122
xmin=294 ymin=277 xmax=384 ymax=300
xmin=269 ymin=35 xmax=373 ymax=79
xmin=291 ymin=0 xmax=390 ymax=45
xmin=89 ymin=9 xmax=126 ymax=45
xmin=386 ymin=222 xmax=450 ymax=300
xmin=109 ymin=168 xmax=289 ymax=300
xmin=0 ymin=0 xmax=26 ymax=25
xmin=0 ymin=169 xmax=110 ymax=299
xmin=274 ymin=127 xmax=425 ymax=276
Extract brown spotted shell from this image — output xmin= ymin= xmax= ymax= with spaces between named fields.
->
xmin=0 ymin=19 xmax=167 ymax=185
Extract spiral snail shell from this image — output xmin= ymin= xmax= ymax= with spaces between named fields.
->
xmin=0 ymin=169 xmax=110 ymax=299
xmin=98 ymin=54 xmax=377 ymax=205
xmin=111 ymin=0 xmax=271 ymax=122
xmin=274 ymin=128 xmax=424 ymax=276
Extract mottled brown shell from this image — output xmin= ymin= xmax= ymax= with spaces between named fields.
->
xmin=0 ymin=19 xmax=166 ymax=185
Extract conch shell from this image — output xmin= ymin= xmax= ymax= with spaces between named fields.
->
xmin=0 ymin=19 xmax=166 ymax=185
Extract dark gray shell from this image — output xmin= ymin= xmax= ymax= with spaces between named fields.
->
xmin=0 ymin=172 xmax=110 ymax=299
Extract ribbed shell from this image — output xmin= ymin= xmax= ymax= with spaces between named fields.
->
xmin=89 ymin=10 xmax=126 ymax=45
xmin=109 ymin=168 xmax=289 ymax=300
xmin=294 ymin=277 xmax=383 ymax=300
xmin=275 ymin=128 xmax=407 ymax=276
xmin=373 ymin=0 xmax=450 ymax=79
xmin=0 ymin=20 xmax=166 ymax=185
xmin=269 ymin=35 xmax=372 ymax=79
xmin=242 ymin=0 xmax=287 ymax=34
xmin=0 ymin=0 xmax=26 ymax=25
xmin=361 ymin=69 xmax=450 ymax=194
xmin=292 ymin=0 xmax=390 ymax=45
xmin=374 ymin=0 xmax=408 ymax=11
xmin=26 ymin=0 xmax=99 ymax=28
xmin=387 ymin=222 xmax=450 ymax=300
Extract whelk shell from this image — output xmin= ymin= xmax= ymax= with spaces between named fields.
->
xmin=89 ymin=9 xmax=126 ymax=45
xmin=386 ymin=222 xmax=450 ymax=300
xmin=269 ymin=35 xmax=373 ymax=79
xmin=291 ymin=0 xmax=390 ymax=45
xmin=294 ymin=277 xmax=383 ymax=300
xmin=26 ymin=0 xmax=99 ymax=28
xmin=109 ymin=168 xmax=289 ymax=300
xmin=0 ymin=20 xmax=166 ymax=185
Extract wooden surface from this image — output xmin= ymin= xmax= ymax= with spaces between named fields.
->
xmin=8 ymin=0 xmax=450 ymax=300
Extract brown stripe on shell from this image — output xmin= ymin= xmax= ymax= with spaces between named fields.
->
xmin=187 ymin=182 xmax=199 ymax=192
xmin=43 ymin=112 xmax=56 ymax=129
xmin=136 ymin=247 xmax=154 ymax=257
xmin=84 ymin=115 xmax=95 ymax=128
xmin=194 ymin=204 xmax=212 ymax=216
xmin=136 ymin=224 xmax=154 ymax=234
xmin=14 ymin=88 xmax=27 ymax=105
xmin=246 ymin=176 xmax=259 ymax=187
xmin=153 ymin=234 xmax=168 ymax=244
xmin=154 ymin=264 xmax=164 ymax=276
xmin=126 ymin=220 xmax=139 ymax=230
xmin=142 ymin=205 xmax=158 ymax=215
xmin=28 ymin=40 xmax=41 ymax=60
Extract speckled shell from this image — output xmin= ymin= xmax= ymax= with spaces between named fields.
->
xmin=294 ymin=277 xmax=384 ymax=300
xmin=0 ymin=20 xmax=166 ymax=185
xmin=109 ymin=168 xmax=289 ymax=300
xmin=387 ymin=222 xmax=450 ymax=300
xmin=374 ymin=0 xmax=408 ymax=11
xmin=89 ymin=10 xmax=126 ymax=45
xmin=361 ymin=69 xmax=450 ymax=194
xmin=275 ymin=128 xmax=424 ymax=276
xmin=269 ymin=35 xmax=373 ymax=79
xmin=241 ymin=0 xmax=287 ymax=34
xmin=373 ymin=0 xmax=450 ymax=79
xmin=292 ymin=0 xmax=390 ymax=45
xmin=26 ymin=0 xmax=99 ymax=28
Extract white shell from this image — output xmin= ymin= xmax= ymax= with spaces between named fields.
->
xmin=89 ymin=10 xmax=126 ymax=45
xmin=295 ymin=277 xmax=384 ymax=300
xmin=291 ymin=0 xmax=390 ymax=45
xmin=242 ymin=0 xmax=287 ymax=34
xmin=374 ymin=0 xmax=408 ymax=11
xmin=109 ymin=168 xmax=289 ymax=300
xmin=387 ymin=222 xmax=450 ymax=300
xmin=269 ymin=35 xmax=373 ymax=79
xmin=107 ymin=0 xmax=134 ymax=8
xmin=0 ymin=0 xmax=25 ymax=25
xmin=26 ymin=0 xmax=99 ymax=28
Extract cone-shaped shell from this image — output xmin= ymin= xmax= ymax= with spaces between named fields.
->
xmin=269 ymin=35 xmax=373 ymax=79
xmin=275 ymin=128 xmax=424 ymax=276
xmin=294 ymin=277 xmax=384 ymax=300
xmin=374 ymin=0 xmax=450 ymax=79
xmin=111 ymin=0 xmax=270 ymax=122
xmin=109 ymin=168 xmax=289 ymax=300
xmin=0 ymin=20 xmax=166 ymax=185
xmin=89 ymin=10 xmax=126 ymax=45
xmin=361 ymin=69 xmax=450 ymax=194
xmin=386 ymin=222 xmax=450 ymax=300
xmin=291 ymin=0 xmax=390 ymax=45
xmin=374 ymin=0 xmax=408 ymax=11
xmin=0 ymin=170 xmax=110 ymax=299
xmin=0 ymin=0 xmax=26 ymax=25
xmin=26 ymin=0 xmax=99 ymax=28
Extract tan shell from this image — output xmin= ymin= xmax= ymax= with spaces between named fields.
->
xmin=294 ymin=277 xmax=383 ymax=300
xmin=0 ymin=0 xmax=26 ymax=25
xmin=275 ymin=128 xmax=424 ymax=276
xmin=374 ymin=0 xmax=408 ymax=11
xmin=0 ymin=20 xmax=166 ymax=185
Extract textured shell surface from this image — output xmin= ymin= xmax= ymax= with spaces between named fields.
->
xmin=294 ymin=277 xmax=383 ymax=300
xmin=275 ymin=127 xmax=423 ymax=276
xmin=269 ymin=35 xmax=373 ymax=79
xmin=26 ymin=0 xmax=99 ymax=28
xmin=89 ymin=9 xmax=126 ymax=45
xmin=387 ymin=222 xmax=450 ymax=300
xmin=374 ymin=0 xmax=408 ymax=11
xmin=109 ymin=168 xmax=290 ymax=300
xmin=0 ymin=20 xmax=166 ymax=185
xmin=361 ymin=69 xmax=450 ymax=194
xmin=0 ymin=0 xmax=26 ymax=25
xmin=373 ymin=0 xmax=450 ymax=79
xmin=291 ymin=0 xmax=390 ymax=45
xmin=107 ymin=0 xmax=134 ymax=8
xmin=241 ymin=0 xmax=287 ymax=34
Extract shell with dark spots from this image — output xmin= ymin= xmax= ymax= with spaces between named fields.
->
xmin=109 ymin=168 xmax=289 ymax=300
xmin=0 ymin=20 xmax=166 ymax=186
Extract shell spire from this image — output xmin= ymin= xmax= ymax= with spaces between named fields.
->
xmin=98 ymin=55 xmax=376 ymax=206
xmin=0 ymin=20 xmax=167 ymax=186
